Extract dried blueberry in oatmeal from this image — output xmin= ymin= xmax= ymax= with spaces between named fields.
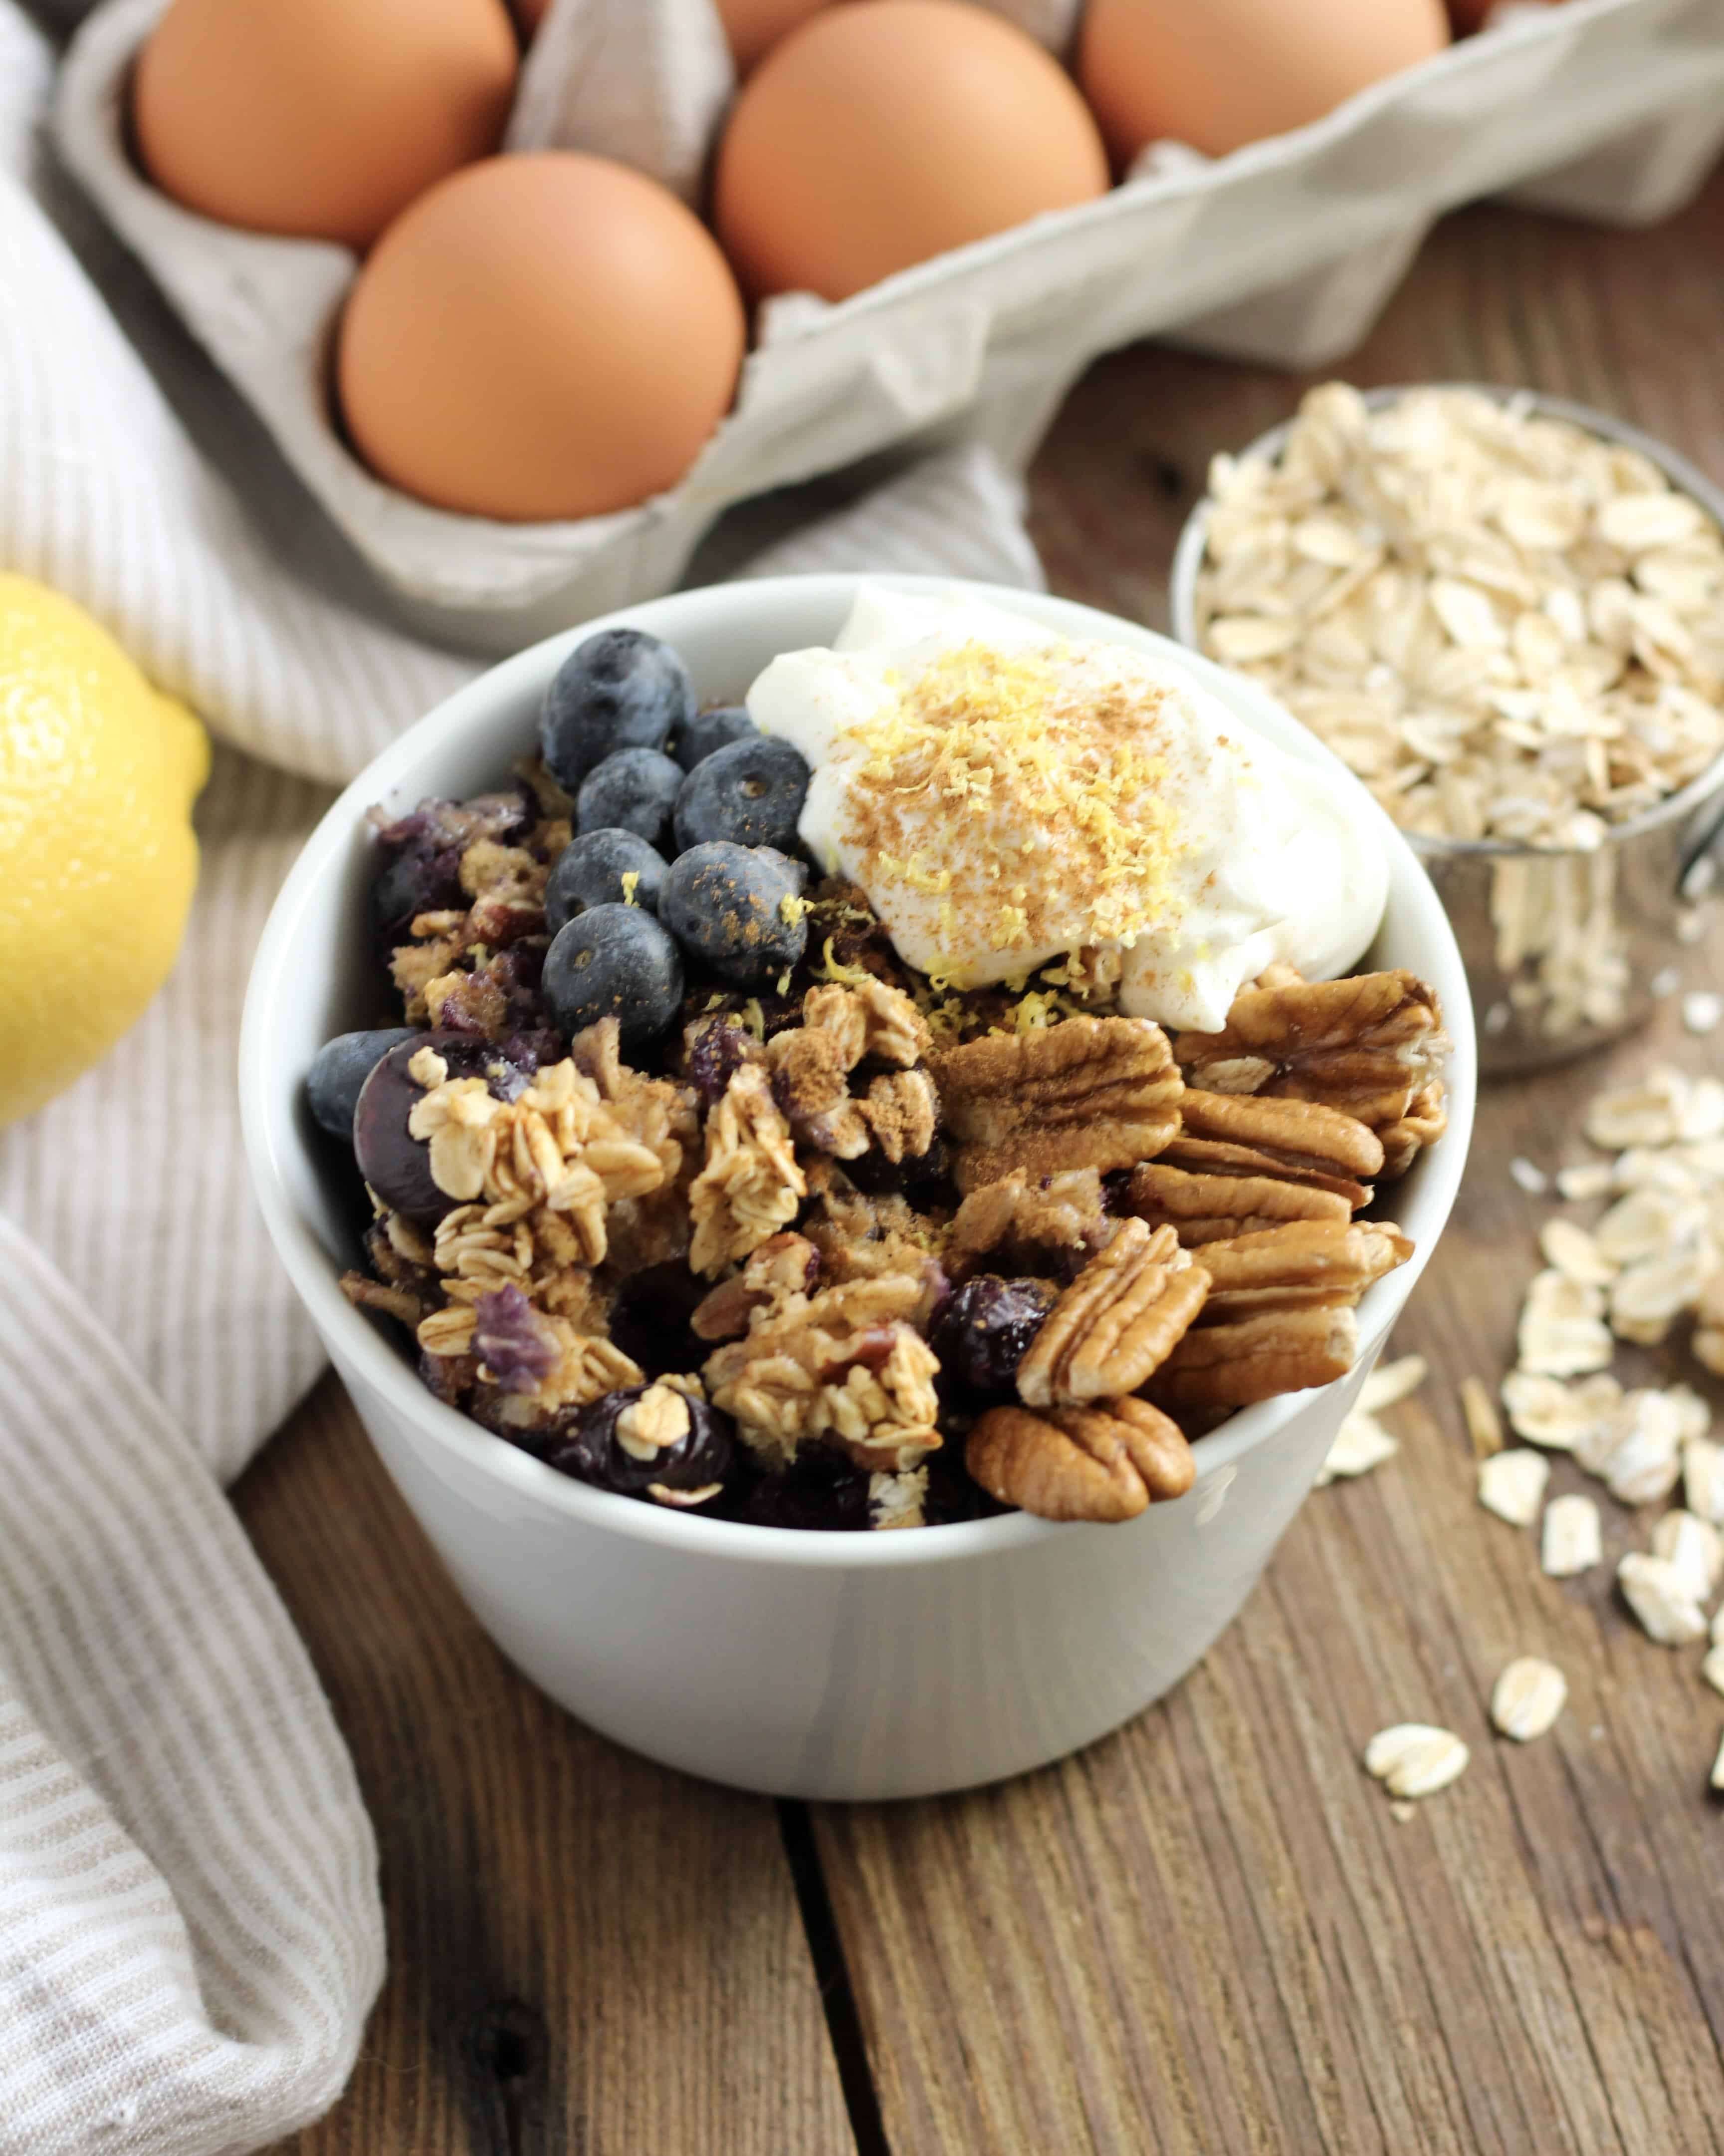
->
xmin=933 ymin=1277 xmax=1058 ymax=1399
xmin=306 ymin=1027 xmax=418 ymax=1141
xmin=662 ymin=842 xmax=807 ymax=985
xmin=545 ymin=1383 xmax=735 ymax=1503
xmin=353 ymin=1031 xmax=526 ymax=1222
xmin=576 ymin=747 xmax=684 ymax=849
xmin=546 ymin=828 xmax=669 ymax=931
xmin=540 ymin=629 xmax=694 ymax=792
xmin=673 ymin=734 xmax=810 ymax=855
xmin=472 ymin=1285 xmax=559 ymax=1394
xmin=542 ymin=904 xmax=683 ymax=1047
xmin=671 ymin=703 xmax=756 ymax=772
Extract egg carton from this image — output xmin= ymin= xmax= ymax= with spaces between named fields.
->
xmin=55 ymin=0 xmax=1724 ymax=654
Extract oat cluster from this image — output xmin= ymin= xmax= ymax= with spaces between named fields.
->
xmin=1195 ymin=383 xmax=1724 ymax=852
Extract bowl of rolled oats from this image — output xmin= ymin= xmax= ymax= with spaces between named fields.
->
xmin=1174 ymin=384 xmax=1724 ymax=1075
xmin=241 ymin=573 xmax=1474 ymax=1798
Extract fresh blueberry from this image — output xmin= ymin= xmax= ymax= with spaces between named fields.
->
xmin=545 ymin=1384 xmax=736 ymax=1500
xmin=934 ymin=1276 xmax=1057 ymax=1399
xmin=306 ymin=1027 xmax=419 ymax=1141
xmin=542 ymin=904 xmax=683 ymax=1047
xmin=672 ymin=704 xmax=757 ymax=772
xmin=576 ymin=747 xmax=683 ymax=849
xmin=545 ymin=829 xmax=669 ymax=932
xmin=539 ymin=629 xmax=694 ymax=793
xmin=353 ymin=1031 xmax=527 ymax=1223
xmin=662 ymin=843 xmax=807 ymax=986
xmin=673 ymin=734 xmax=810 ymax=855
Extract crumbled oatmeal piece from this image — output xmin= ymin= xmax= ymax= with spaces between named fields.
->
xmin=1490 ymin=1658 xmax=1567 ymax=1742
xmin=949 ymin=1167 xmax=1114 ymax=1277
xmin=702 ymin=1271 xmax=940 ymax=1471
xmin=1478 ymin=1449 xmax=1549 ymax=1528
xmin=1649 ymin=1509 xmax=1723 ymax=1601
xmin=1618 ymin=1552 xmax=1708 ymax=1645
xmin=1358 ymin=1352 xmax=1427 ymax=1414
xmin=687 ymin=1064 xmax=807 ymax=1278
xmin=1363 ymin=1724 xmax=1469 ymax=1800
xmin=1541 ymin=1493 xmax=1602 ymax=1578
xmin=1314 ymin=1411 xmax=1397 ymax=1485
xmin=1516 ymin=1269 xmax=1613 ymax=1378
xmin=1459 ymin=1377 xmax=1503 ymax=1460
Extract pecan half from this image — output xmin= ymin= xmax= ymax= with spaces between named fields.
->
xmin=1173 ymin=971 xmax=1448 ymax=1179
xmin=932 ymin=1016 xmax=1183 ymax=1193
xmin=1160 ymin=1091 xmax=1383 ymax=1206
xmin=1153 ymin=1306 xmax=1358 ymax=1411
xmin=1125 ymin=1162 xmax=1353 ymax=1245
xmin=966 ymin=1396 xmax=1195 ymax=1522
xmin=1195 ymin=1219 xmax=1412 ymax=1319
xmin=688 ymin=1064 xmax=807 ymax=1277
xmin=1016 ymin=1217 xmax=1209 ymax=1407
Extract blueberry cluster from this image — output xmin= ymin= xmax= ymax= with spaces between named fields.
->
xmin=537 ymin=629 xmax=813 ymax=1048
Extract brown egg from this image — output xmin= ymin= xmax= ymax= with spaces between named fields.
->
xmin=1078 ymin=0 xmax=1450 ymax=166
xmin=713 ymin=0 xmax=1110 ymax=303
xmin=717 ymin=0 xmax=850 ymax=73
xmin=133 ymin=0 xmax=518 ymax=251
xmin=336 ymin=154 xmax=746 ymax=523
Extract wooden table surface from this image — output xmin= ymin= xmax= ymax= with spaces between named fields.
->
xmin=251 ymin=163 xmax=1724 ymax=2156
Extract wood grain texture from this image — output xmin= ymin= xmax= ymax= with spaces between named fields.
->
xmin=810 ymin=166 xmax=1724 ymax=2156
xmin=238 ymin=1378 xmax=856 ymax=2156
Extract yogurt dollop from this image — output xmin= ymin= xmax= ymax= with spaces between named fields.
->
xmin=746 ymin=585 xmax=1388 ymax=1032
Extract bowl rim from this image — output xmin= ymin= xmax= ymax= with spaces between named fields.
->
xmin=1166 ymin=381 xmax=1724 ymax=864
xmin=240 ymin=572 xmax=1476 ymax=1573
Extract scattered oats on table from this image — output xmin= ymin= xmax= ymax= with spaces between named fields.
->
xmin=1618 ymin=1552 xmax=1708 ymax=1646
xmin=1490 ymin=1657 xmax=1567 ymax=1742
xmin=1540 ymin=1493 xmax=1602 ymax=1578
xmin=1459 ymin=1375 xmax=1503 ymax=1458
xmin=1650 ymin=1508 xmax=1724 ymax=1600
xmin=1363 ymin=1724 xmax=1470 ymax=1800
xmin=1479 ymin=1448 xmax=1549 ymax=1527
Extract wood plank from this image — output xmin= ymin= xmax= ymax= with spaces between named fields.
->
xmin=815 ymin=168 xmax=1724 ymax=2154
xmin=238 ymin=1376 xmax=856 ymax=2156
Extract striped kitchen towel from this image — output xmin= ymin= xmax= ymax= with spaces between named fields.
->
xmin=0 ymin=4 xmax=1043 ymax=2149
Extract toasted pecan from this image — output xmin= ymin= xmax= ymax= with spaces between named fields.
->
xmin=1173 ymin=971 xmax=1448 ymax=1179
xmin=932 ymin=1016 xmax=1183 ymax=1193
xmin=1195 ymin=1219 xmax=1412 ymax=1318
xmin=1154 ymin=1305 xmax=1359 ymax=1410
xmin=1016 ymin=1217 xmax=1209 ymax=1407
xmin=1161 ymin=1091 xmax=1383 ymax=1206
xmin=1124 ymin=1161 xmax=1353 ymax=1246
xmin=965 ymin=1396 xmax=1195 ymax=1522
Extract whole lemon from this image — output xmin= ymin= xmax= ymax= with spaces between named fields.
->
xmin=0 ymin=577 xmax=209 ymax=1126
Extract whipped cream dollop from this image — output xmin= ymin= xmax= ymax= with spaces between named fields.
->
xmin=746 ymin=585 xmax=1388 ymax=1032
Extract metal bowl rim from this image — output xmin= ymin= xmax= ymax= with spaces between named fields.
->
xmin=1166 ymin=381 xmax=1724 ymax=865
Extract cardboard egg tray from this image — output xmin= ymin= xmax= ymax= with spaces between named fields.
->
xmin=56 ymin=0 xmax=1724 ymax=653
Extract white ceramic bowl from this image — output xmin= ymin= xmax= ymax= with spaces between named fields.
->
xmin=240 ymin=575 xmax=1476 ymax=1801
